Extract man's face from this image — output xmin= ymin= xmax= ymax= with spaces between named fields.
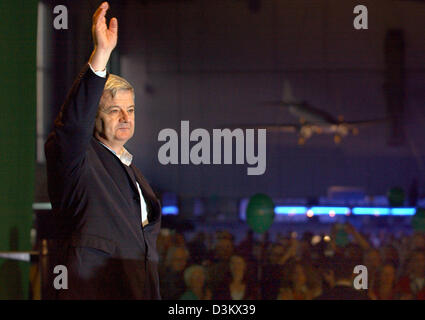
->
xmin=215 ymin=239 xmax=233 ymax=261
xmin=95 ymin=89 xmax=135 ymax=147
xmin=269 ymin=245 xmax=284 ymax=264
xmin=171 ymin=248 xmax=188 ymax=272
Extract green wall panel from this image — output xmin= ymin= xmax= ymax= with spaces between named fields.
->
xmin=0 ymin=0 xmax=37 ymax=299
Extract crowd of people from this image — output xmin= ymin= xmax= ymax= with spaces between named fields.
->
xmin=157 ymin=223 xmax=425 ymax=300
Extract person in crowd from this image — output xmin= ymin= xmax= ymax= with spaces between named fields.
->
xmin=173 ymin=232 xmax=187 ymax=247
xmin=214 ymin=255 xmax=258 ymax=300
xmin=261 ymin=243 xmax=286 ymax=299
xmin=278 ymin=237 xmax=299 ymax=266
xmin=159 ymin=245 xmax=190 ymax=300
xmin=369 ymin=263 xmax=397 ymax=300
xmin=329 ymin=223 xmax=370 ymax=257
xmin=344 ymin=243 xmax=364 ymax=267
xmin=412 ymin=233 xmax=425 ymax=251
xmin=382 ymin=245 xmax=400 ymax=269
xmin=395 ymin=250 xmax=425 ymax=299
xmin=236 ymin=230 xmax=256 ymax=268
xmin=206 ymin=234 xmax=235 ymax=297
xmin=315 ymin=254 xmax=370 ymax=300
xmin=363 ymin=248 xmax=382 ymax=289
xmin=157 ymin=229 xmax=174 ymax=265
xmin=236 ymin=229 xmax=258 ymax=285
xmin=180 ymin=265 xmax=211 ymax=300
xmin=345 ymin=223 xmax=371 ymax=251
xmin=277 ymin=261 xmax=321 ymax=300
xmin=187 ymin=231 xmax=208 ymax=265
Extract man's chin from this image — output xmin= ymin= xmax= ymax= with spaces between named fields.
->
xmin=115 ymin=132 xmax=133 ymax=141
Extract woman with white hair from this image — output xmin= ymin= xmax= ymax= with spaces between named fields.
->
xmin=179 ymin=264 xmax=212 ymax=300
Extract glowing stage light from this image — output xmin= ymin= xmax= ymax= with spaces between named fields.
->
xmin=162 ymin=206 xmax=179 ymax=215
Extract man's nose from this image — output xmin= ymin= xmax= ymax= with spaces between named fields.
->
xmin=120 ymin=110 xmax=129 ymax=122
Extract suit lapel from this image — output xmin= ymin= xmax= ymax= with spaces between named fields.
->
xmin=91 ymin=139 xmax=140 ymax=203
xmin=91 ymin=138 xmax=161 ymax=224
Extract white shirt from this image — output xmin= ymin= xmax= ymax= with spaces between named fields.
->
xmin=90 ymin=63 xmax=149 ymax=227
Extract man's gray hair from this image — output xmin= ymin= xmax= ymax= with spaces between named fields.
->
xmin=104 ymin=74 xmax=134 ymax=98
xmin=97 ymin=74 xmax=135 ymax=115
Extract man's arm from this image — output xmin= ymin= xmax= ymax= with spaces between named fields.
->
xmin=45 ymin=2 xmax=118 ymax=173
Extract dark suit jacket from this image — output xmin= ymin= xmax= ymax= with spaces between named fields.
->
xmin=315 ymin=284 xmax=370 ymax=300
xmin=45 ymin=64 xmax=162 ymax=299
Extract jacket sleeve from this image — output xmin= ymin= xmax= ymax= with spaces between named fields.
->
xmin=45 ymin=63 xmax=108 ymax=176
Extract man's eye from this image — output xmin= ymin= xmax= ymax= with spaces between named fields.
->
xmin=128 ymin=109 xmax=135 ymax=113
xmin=110 ymin=109 xmax=119 ymax=113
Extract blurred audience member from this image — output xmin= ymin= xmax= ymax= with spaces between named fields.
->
xmin=395 ymin=250 xmax=425 ymax=299
xmin=160 ymin=245 xmax=189 ymax=300
xmin=173 ymin=232 xmax=186 ymax=247
xmin=369 ymin=263 xmax=397 ymax=300
xmin=382 ymin=245 xmax=400 ymax=269
xmin=206 ymin=235 xmax=234 ymax=297
xmin=363 ymin=249 xmax=382 ymax=289
xmin=215 ymin=255 xmax=258 ymax=300
xmin=236 ymin=230 xmax=256 ymax=265
xmin=180 ymin=264 xmax=211 ymax=300
xmin=315 ymin=254 xmax=370 ymax=300
xmin=412 ymin=233 xmax=425 ymax=251
xmin=277 ymin=261 xmax=320 ymax=300
xmin=187 ymin=231 xmax=208 ymax=265
xmin=261 ymin=243 xmax=285 ymax=299
xmin=157 ymin=229 xmax=174 ymax=264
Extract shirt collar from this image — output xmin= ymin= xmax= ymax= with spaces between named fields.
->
xmin=97 ymin=140 xmax=133 ymax=166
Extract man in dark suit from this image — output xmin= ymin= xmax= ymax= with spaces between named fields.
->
xmin=45 ymin=2 xmax=161 ymax=299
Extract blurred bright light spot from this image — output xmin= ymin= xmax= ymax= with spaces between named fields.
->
xmin=311 ymin=235 xmax=321 ymax=245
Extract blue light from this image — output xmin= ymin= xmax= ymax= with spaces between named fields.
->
xmin=273 ymin=206 xmax=415 ymax=216
xmin=310 ymin=206 xmax=350 ymax=215
xmin=274 ymin=206 xmax=307 ymax=215
xmin=352 ymin=207 xmax=390 ymax=215
xmin=391 ymin=208 xmax=416 ymax=216
xmin=162 ymin=206 xmax=179 ymax=215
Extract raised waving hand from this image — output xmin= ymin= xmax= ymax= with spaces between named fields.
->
xmin=89 ymin=2 xmax=118 ymax=71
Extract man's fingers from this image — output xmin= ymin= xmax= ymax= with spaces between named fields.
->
xmin=109 ymin=17 xmax=118 ymax=34
xmin=95 ymin=9 xmax=108 ymax=28
xmin=92 ymin=4 xmax=104 ymax=22
xmin=93 ymin=2 xmax=109 ymax=25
